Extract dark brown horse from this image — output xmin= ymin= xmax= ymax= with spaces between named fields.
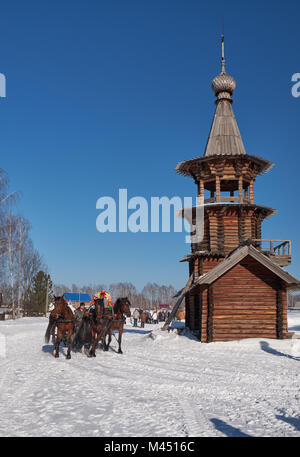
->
xmin=88 ymin=298 xmax=113 ymax=357
xmin=104 ymin=297 xmax=131 ymax=354
xmin=45 ymin=296 xmax=74 ymax=359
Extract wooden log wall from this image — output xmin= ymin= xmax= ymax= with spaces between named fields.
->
xmin=223 ymin=210 xmax=240 ymax=253
xmin=202 ymin=257 xmax=223 ymax=274
xmin=205 ymin=257 xmax=288 ymax=342
xmin=196 ymin=207 xmax=266 ymax=256
xmin=185 ymin=292 xmax=191 ymax=329
xmin=209 ymin=213 xmax=219 ymax=251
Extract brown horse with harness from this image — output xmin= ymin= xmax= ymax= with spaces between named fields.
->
xmin=88 ymin=297 xmax=112 ymax=357
xmin=45 ymin=296 xmax=74 ymax=359
xmin=87 ymin=297 xmax=131 ymax=357
xmin=103 ymin=297 xmax=131 ymax=354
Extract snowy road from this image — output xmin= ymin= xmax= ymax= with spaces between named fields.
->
xmin=0 ymin=314 xmax=300 ymax=437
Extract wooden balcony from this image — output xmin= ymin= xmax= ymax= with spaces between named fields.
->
xmin=251 ymin=239 xmax=291 ymax=266
xmin=204 ymin=196 xmax=252 ymax=204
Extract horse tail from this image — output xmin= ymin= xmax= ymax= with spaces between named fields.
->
xmin=45 ymin=318 xmax=55 ymax=344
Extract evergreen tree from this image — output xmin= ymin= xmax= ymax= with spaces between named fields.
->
xmin=29 ymin=271 xmax=53 ymax=315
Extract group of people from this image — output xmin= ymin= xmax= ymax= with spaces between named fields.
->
xmin=132 ymin=308 xmax=170 ymax=328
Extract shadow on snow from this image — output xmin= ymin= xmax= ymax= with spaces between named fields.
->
xmin=210 ymin=418 xmax=252 ymax=437
xmin=260 ymin=341 xmax=300 ymax=361
xmin=275 ymin=415 xmax=300 ymax=431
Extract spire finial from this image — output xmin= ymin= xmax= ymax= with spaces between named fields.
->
xmin=212 ymin=33 xmax=236 ymax=100
xmin=221 ymin=34 xmax=226 ymax=74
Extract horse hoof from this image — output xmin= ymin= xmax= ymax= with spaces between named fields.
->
xmin=66 ymin=354 xmax=71 ymax=359
xmin=55 ymin=353 xmax=59 ymax=358
xmin=118 ymin=350 xmax=123 ymax=354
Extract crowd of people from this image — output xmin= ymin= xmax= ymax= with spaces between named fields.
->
xmin=131 ymin=308 xmax=170 ymax=328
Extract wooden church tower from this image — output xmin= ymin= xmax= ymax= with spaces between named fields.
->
xmin=174 ymin=37 xmax=300 ymax=342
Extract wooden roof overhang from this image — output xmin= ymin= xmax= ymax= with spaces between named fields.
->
xmin=175 ymin=154 xmax=273 ymax=182
xmin=188 ymin=245 xmax=300 ymax=292
xmin=180 ymin=251 xmax=225 ymax=263
xmin=176 ymin=202 xmax=277 ymax=220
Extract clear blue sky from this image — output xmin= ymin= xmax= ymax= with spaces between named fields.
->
xmin=0 ymin=0 xmax=300 ymax=290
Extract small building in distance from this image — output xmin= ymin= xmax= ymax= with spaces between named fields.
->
xmin=0 ymin=307 xmax=12 ymax=321
xmin=289 ymin=294 xmax=300 ymax=310
xmin=63 ymin=293 xmax=91 ymax=309
xmin=159 ymin=304 xmax=171 ymax=310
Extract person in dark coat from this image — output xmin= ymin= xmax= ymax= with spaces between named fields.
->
xmin=140 ymin=311 xmax=147 ymax=328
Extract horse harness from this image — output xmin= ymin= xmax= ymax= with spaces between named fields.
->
xmin=55 ymin=318 xmax=75 ymax=323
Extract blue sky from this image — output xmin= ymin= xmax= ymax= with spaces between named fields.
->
xmin=0 ymin=0 xmax=300 ymax=290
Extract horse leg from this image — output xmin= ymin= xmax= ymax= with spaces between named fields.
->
xmin=52 ymin=325 xmax=56 ymax=344
xmin=54 ymin=329 xmax=61 ymax=358
xmin=104 ymin=331 xmax=111 ymax=351
xmin=89 ymin=328 xmax=97 ymax=357
xmin=101 ymin=331 xmax=106 ymax=351
xmin=66 ymin=327 xmax=72 ymax=359
xmin=89 ymin=328 xmax=95 ymax=357
xmin=118 ymin=327 xmax=123 ymax=354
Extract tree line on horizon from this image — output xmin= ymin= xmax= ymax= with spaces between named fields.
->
xmin=53 ymin=282 xmax=178 ymax=310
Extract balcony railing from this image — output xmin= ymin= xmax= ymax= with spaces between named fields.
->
xmin=204 ymin=196 xmax=253 ymax=204
xmin=251 ymin=239 xmax=291 ymax=266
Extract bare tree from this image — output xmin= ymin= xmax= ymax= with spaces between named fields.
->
xmin=21 ymin=240 xmax=44 ymax=315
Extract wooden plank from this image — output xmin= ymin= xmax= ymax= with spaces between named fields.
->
xmin=207 ymin=285 xmax=214 ymax=343
xmin=162 ymin=275 xmax=193 ymax=331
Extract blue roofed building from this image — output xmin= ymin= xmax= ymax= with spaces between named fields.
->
xmin=64 ymin=293 xmax=91 ymax=308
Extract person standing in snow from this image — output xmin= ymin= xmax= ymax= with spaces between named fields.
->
xmin=132 ymin=308 xmax=140 ymax=327
xmin=140 ymin=310 xmax=147 ymax=328
xmin=152 ymin=310 xmax=158 ymax=324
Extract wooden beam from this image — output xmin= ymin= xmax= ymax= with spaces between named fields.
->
xmin=207 ymin=285 xmax=214 ymax=342
xmin=216 ymin=176 xmax=221 ymax=203
xmin=276 ymin=287 xmax=284 ymax=339
xmin=162 ymin=275 xmax=194 ymax=331
xmin=198 ymin=179 xmax=204 ymax=205
xmin=249 ymin=179 xmax=254 ymax=204
xmin=238 ymin=175 xmax=243 ymax=203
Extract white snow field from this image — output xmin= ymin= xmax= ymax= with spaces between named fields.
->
xmin=0 ymin=313 xmax=299 ymax=437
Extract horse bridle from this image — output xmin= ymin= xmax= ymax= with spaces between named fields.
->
xmin=52 ymin=302 xmax=74 ymax=323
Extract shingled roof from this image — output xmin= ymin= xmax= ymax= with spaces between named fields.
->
xmin=204 ymin=98 xmax=246 ymax=157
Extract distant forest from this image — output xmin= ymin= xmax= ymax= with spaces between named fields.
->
xmin=53 ymin=282 xmax=178 ymax=310
xmin=289 ymin=294 xmax=300 ymax=307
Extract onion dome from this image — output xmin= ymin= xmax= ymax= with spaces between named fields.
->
xmin=212 ymin=72 xmax=236 ymax=99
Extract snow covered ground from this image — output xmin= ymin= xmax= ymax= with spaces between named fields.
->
xmin=0 ymin=313 xmax=299 ymax=437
